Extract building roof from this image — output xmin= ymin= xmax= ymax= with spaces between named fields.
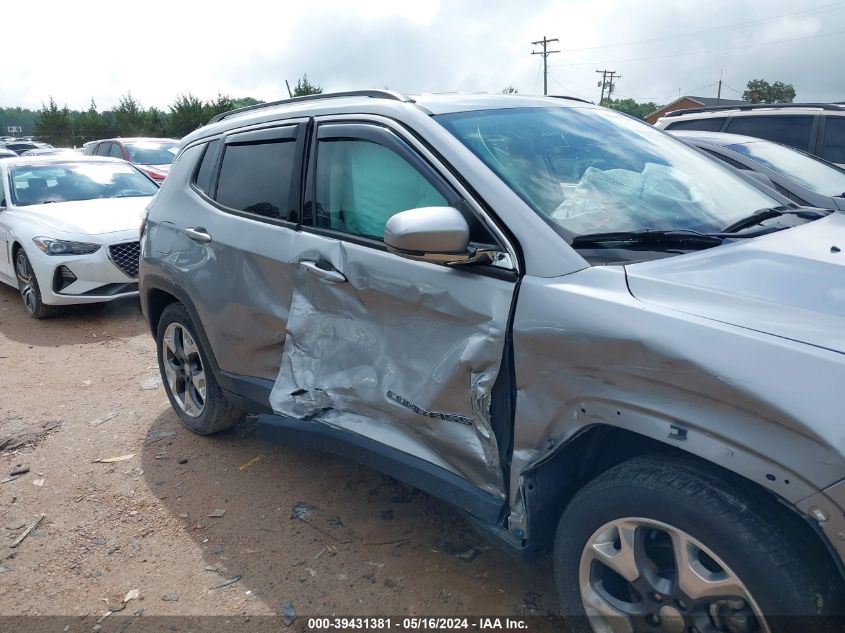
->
xmin=686 ymin=95 xmax=748 ymax=108
xmin=647 ymin=95 xmax=748 ymax=120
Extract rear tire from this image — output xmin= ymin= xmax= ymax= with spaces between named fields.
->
xmin=15 ymin=248 xmax=62 ymax=319
xmin=156 ymin=302 xmax=245 ymax=434
xmin=553 ymin=453 xmax=845 ymax=633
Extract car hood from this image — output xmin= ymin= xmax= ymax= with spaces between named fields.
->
xmin=626 ymin=212 xmax=845 ymax=354
xmin=10 ymin=197 xmax=151 ymax=235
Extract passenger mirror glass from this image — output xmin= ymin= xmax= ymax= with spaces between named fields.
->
xmin=384 ymin=206 xmax=479 ymax=265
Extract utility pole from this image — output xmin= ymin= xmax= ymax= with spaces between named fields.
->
xmin=531 ymin=36 xmax=559 ymax=96
xmin=716 ymin=68 xmax=723 ymax=105
xmin=595 ymin=69 xmax=620 ymax=106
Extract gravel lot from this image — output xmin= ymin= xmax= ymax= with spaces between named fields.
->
xmin=0 ymin=282 xmax=554 ymax=625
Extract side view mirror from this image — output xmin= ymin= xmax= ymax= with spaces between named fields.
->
xmin=384 ymin=206 xmax=484 ymax=265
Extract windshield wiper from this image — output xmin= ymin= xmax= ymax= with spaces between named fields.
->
xmin=720 ymin=205 xmax=830 ymax=233
xmin=571 ymin=229 xmax=724 ymax=250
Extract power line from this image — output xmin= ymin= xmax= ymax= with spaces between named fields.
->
xmin=547 ymin=73 xmax=591 ymax=101
xmin=550 ymin=27 xmax=845 ymax=68
xmin=560 ymin=2 xmax=845 ymax=53
xmin=531 ymin=36 xmax=560 ymax=96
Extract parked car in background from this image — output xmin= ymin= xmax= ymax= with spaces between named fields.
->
xmin=83 ymin=138 xmax=179 ymax=183
xmin=1 ymin=141 xmax=52 ymax=155
xmin=0 ymin=155 xmax=160 ymax=318
xmin=672 ymin=130 xmax=845 ymax=210
xmin=19 ymin=148 xmax=80 ymax=157
xmin=140 ymin=91 xmax=845 ymax=633
xmin=654 ymin=103 xmax=845 ymax=167
xmin=0 ymin=148 xmax=17 ymax=159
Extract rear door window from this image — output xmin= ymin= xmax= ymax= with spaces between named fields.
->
xmin=822 ymin=117 xmax=845 ymax=164
xmin=215 ymin=128 xmax=298 ymax=221
xmin=95 ymin=143 xmax=112 ymax=157
xmin=665 ymin=118 xmax=727 ymax=132
xmin=109 ymin=143 xmax=124 ymax=159
xmin=724 ymin=116 xmax=814 ymax=151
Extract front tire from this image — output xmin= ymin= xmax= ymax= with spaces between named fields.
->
xmin=553 ymin=453 xmax=844 ymax=633
xmin=15 ymin=248 xmax=62 ymax=319
xmin=156 ymin=302 xmax=245 ymax=434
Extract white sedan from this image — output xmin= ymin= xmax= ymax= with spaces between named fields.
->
xmin=0 ymin=155 xmax=159 ymax=318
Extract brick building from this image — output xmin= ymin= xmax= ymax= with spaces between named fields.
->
xmin=646 ymin=95 xmax=747 ymax=125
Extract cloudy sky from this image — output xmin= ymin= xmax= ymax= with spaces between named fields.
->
xmin=5 ymin=0 xmax=844 ymax=111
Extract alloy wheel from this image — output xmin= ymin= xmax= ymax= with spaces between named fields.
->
xmin=579 ymin=517 xmax=768 ymax=633
xmin=162 ymin=322 xmax=207 ymax=418
xmin=15 ymin=250 xmax=37 ymax=314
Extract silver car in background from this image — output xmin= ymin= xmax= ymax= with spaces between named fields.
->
xmin=140 ymin=91 xmax=845 ymax=633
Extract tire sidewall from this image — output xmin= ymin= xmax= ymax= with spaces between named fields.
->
xmin=554 ymin=467 xmax=824 ymax=631
xmin=15 ymin=249 xmax=45 ymax=317
xmin=155 ymin=303 xmax=221 ymax=434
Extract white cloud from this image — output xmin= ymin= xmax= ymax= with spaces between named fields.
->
xmin=3 ymin=0 xmax=843 ymax=111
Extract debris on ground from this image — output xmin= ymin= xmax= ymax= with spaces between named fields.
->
xmin=90 ymin=413 xmax=118 ymax=427
xmin=178 ymin=458 xmax=188 ymax=464
xmin=437 ymin=540 xmax=482 ymax=563
xmin=123 ymin=589 xmax=140 ymax=603
xmin=9 ymin=466 xmax=29 ymax=476
xmin=92 ymin=454 xmax=134 ymax=464
xmin=279 ymin=600 xmax=296 ymax=626
xmin=11 ymin=515 xmax=44 ymax=548
xmin=290 ymin=502 xmax=316 ymax=521
xmin=32 ymin=478 xmax=44 ymax=487
xmin=161 ymin=594 xmax=179 ymax=602
xmin=207 ymin=509 xmax=226 ymax=518
xmin=139 ymin=376 xmax=162 ymax=390
xmin=238 ymin=455 xmax=263 ymax=471
xmin=210 ymin=575 xmax=241 ymax=590
xmin=145 ymin=430 xmax=176 ymax=445
xmin=204 ymin=565 xmax=219 ymax=572
xmin=0 ymin=564 xmax=14 ymax=573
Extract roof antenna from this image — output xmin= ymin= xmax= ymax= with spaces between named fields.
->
xmin=285 ymin=80 xmax=293 ymax=98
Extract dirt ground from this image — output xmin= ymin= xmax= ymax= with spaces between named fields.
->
xmin=0 ymin=282 xmax=555 ymax=624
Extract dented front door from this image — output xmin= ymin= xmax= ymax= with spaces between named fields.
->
xmin=269 ymin=121 xmax=516 ymax=496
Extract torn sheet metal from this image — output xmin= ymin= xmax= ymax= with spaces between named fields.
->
xmin=270 ymin=231 xmax=515 ymax=496
xmin=509 ymin=266 xmax=845 ymax=536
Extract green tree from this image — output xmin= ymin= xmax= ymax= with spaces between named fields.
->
xmin=502 ymin=85 xmax=519 ymax=94
xmin=231 ymin=97 xmax=262 ymax=109
xmin=114 ymin=92 xmax=146 ymax=136
xmin=607 ymin=98 xmax=659 ymax=120
xmin=143 ymin=106 xmax=168 ymax=137
xmin=742 ymin=79 xmax=796 ymax=104
xmin=293 ymin=74 xmax=322 ymax=96
xmin=205 ymin=93 xmax=236 ymax=121
xmin=167 ymin=93 xmax=207 ymax=137
xmin=34 ymin=97 xmax=73 ymax=146
xmin=73 ymin=99 xmax=113 ymax=145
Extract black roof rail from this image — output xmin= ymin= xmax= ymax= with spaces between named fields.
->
xmin=208 ymin=90 xmax=415 ymax=124
xmin=548 ymin=94 xmax=594 ymax=104
xmin=664 ymin=102 xmax=845 ymax=118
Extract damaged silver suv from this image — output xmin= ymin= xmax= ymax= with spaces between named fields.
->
xmin=140 ymin=91 xmax=845 ymax=632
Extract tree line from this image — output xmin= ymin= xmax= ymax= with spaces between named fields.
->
xmin=2 ymin=74 xmax=324 ymax=147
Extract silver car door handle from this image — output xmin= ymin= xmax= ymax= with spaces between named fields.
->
xmin=184 ymin=227 xmax=212 ymax=243
xmin=300 ymin=260 xmax=347 ymax=283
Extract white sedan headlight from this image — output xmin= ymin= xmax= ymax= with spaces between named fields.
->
xmin=32 ymin=237 xmax=101 ymax=256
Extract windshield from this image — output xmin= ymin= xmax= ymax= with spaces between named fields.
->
xmin=727 ymin=140 xmax=845 ymax=197
xmin=436 ymin=107 xmax=782 ymax=238
xmin=125 ymin=141 xmax=178 ymax=165
xmin=9 ymin=162 xmax=159 ymax=206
